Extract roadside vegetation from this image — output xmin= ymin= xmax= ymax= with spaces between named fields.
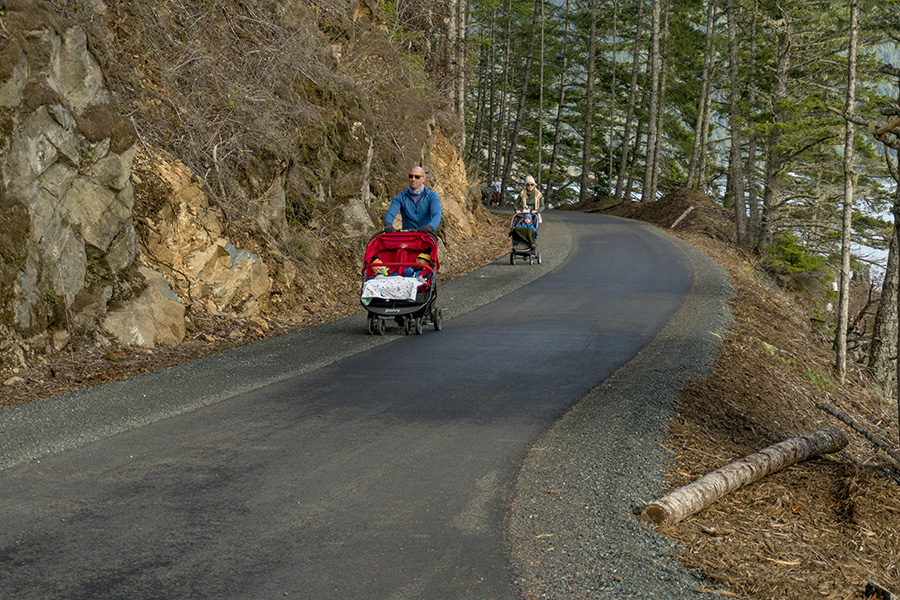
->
xmin=5 ymin=1 xmax=900 ymax=597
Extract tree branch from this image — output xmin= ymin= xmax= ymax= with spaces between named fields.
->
xmin=816 ymin=402 xmax=900 ymax=469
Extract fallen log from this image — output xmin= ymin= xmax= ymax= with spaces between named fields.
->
xmin=641 ymin=426 xmax=848 ymax=525
xmin=866 ymin=580 xmax=899 ymax=600
xmin=816 ymin=402 xmax=900 ymax=468
xmin=670 ymin=205 xmax=695 ymax=229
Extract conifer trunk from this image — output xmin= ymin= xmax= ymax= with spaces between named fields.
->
xmin=650 ymin=1 xmax=670 ymax=200
xmin=758 ymin=13 xmax=790 ymax=251
xmin=614 ymin=0 xmax=645 ymax=202
xmin=868 ymin=222 xmax=899 ymax=391
xmin=836 ymin=0 xmax=859 ymax=382
xmin=485 ymin=7 xmax=498 ymax=190
xmin=641 ymin=0 xmax=662 ymax=202
xmin=499 ymin=0 xmax=539 ymax=202
xmin=726 ymin=0 xmax=746 ymax=244
xmin=579 ymin=0 xmax=598 ymax=203
xmin=544 ymin=0 xmax=571 ymax=206
xmin=687 ymin=0 xmax=716 ymax=190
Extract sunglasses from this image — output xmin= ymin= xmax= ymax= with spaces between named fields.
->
xmin=409 ymin=174 xmax=423 ymax=179
xmin=526 ymin=183 xmax=535 ymax=187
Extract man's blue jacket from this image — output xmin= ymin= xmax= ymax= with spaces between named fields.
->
xmin=384 ymin=187 xmax=442 ymax=231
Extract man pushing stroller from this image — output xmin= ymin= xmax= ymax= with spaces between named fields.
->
xmin=384 ymin=166 xmax=441 ymax=234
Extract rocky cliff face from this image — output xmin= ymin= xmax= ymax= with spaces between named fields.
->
xmin=1 ymin=6 xmax=142 ymax=350
xmin=0 ymin=0 xmax=491 ymax=378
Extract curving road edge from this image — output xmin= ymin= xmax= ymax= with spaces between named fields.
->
xmin=0 ymin=210 xmax=736 ymax=600
xmin=509 ymin=216 xmax=735 ymax=598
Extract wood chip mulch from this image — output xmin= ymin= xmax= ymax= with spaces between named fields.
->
xmin=600 ymin=189 xmax=900 ymax=599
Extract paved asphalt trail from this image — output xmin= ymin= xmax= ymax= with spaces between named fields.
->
xmin=0 ymin=211 xmax=698 ymax=599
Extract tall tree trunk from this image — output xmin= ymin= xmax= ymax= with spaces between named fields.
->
xmin=696 ymin=55 xmax=714 ymax=194
xmin=537 ymin=0 xmax=544 ymax=188
xmin=544 ymin=0 xmax=571 ymax=206
xmin=757 ymin=14 xmax=790 ymax=252
xmin=486 ymin=8 xmax=498 ymax=186
xmin=687 ymin=0 xmax=716 ymax=190
xmin=579 ymin=0 xmax=599 ymax=203
xmin=696 ymin=0 xmax=715 ymax=196
xmin=468 ymin=30 xmax=489 ymax=161
xmin=500 ymin=0 xmax=541 ymax=200
xmin=650 ymin=0 xmax=670 ymax=199
xmin=836 ymin=0 xmax=859 ymax=382
xmin=449 ymin=0 xmax=458 ymax=114
xmin=726 ymin=0 xmax=746 ymax=244
xmin=895 ymin=203 xmax=900 ymax=437
xmin=453 ymin=0 xmax=467 ymax=150
xmin=868 ymin=215 xmax=898 ymax=391
xmin=493 ymin=0 xmax=514 ymax=187
xmin=615 ymin=0 xmax=646 ymax=202
xmin=626 ymin=116 xmax=646 ymax=201
xmin=641 ymin=0 xmax=662 ymax=202
xmin=459 ymin=0 xmax=468 ymax=128
xmin=608 ymin=0 xmax=618 ymax=193
xmin=746 ymin=0 xmax=760 ymax=246
xmin=871 ymin=94 xmax=900 ymax=397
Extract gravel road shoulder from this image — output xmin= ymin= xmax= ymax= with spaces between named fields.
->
xmin=0 ymin=212 xmax=736 ymax=600
xmin=509 ymin=219 xmax=735 ymax=599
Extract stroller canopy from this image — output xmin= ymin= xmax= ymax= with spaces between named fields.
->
xmin=364 ymin=231 xmax=440 ymax=272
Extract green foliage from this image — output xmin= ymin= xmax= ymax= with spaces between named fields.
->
xmin=764 ymin=232 xmax=827 ymax=276
xmin=803 ymin=368 xmax=835 ymax=391
xmin=752 ymin=336 xmax=834 ymax=390
xmin=754 ymin=337 xmax=798 ymax=368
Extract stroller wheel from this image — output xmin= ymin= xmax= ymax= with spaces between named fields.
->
xmin=537 ymin=252 xmax=542 ymax=264
xmin=414 ymin=316 xmax=424 ymax=335
xmin=376 ymin=318 xmax=385 ymax=335
xmin=365 ymin=315 xmax=374 ymax=335
xmin=433 ymin=308 xmax=443 ymax=331
xmin=509 ymin=251 xmax=515 ymax=265
xmin=404 ymin=316 xmax=412 ymax=336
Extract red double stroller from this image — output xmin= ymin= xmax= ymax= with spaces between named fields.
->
xmin=360 ymin=231 xmax=443 ymax=335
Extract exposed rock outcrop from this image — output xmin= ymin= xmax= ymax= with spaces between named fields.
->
xmin=136 ymin=157 xmax=271 ymax=319
xmin=1 ymin=10 xmax=145 ymax=345
xmin=0 ymin=0 xmax=492 ymax=376
xmin=0 ymin=4 xmax=282 ymax=357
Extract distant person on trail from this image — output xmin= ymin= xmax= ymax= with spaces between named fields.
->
xmin=491 ymin=179 xmax=502 ymax=206
xmin=518 ymin=174 xmax=543 ymax=226
xmin=384 ymin=166 xmax=442 ymax=234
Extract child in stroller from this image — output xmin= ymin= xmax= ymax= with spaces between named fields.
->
xmin=508 ymin=211 xmax=542 ymax=265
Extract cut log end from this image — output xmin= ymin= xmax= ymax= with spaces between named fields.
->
xmin=640 ymin=503 xmax=669 ymax=525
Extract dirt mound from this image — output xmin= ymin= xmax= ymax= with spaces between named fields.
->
xmin=601 ymin=188 xmax=735 ymax=242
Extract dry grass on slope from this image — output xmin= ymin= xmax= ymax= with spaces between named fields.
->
xmin=600 ymin=190 xmax=900 ymax=599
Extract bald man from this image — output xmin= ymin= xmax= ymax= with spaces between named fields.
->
xmin=384 ymin=166 xmax=442 ymax=234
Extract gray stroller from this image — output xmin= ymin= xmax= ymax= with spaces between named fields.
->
xmin=508 ymin=212 xmax=541 ymax=265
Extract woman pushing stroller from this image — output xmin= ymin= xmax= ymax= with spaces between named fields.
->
xmin=518 ymin=174 xmax=543 ymax=226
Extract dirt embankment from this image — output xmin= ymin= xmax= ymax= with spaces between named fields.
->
xmin=594 ymin=189 xmax=900 ymax=599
